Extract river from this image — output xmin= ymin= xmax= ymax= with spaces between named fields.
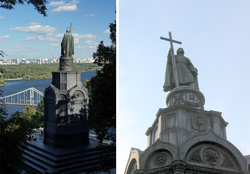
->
xmin=0 ymin=71 xmax=97 ymax=117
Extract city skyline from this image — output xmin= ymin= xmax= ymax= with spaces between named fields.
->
xmin=0 ymin=0 xmax=116 ymax=60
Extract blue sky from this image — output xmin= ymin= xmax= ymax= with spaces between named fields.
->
xmin=0 ymin=0 xmax=116 ymax=60
xmin=118 ymin=0 xmax=250 ymax=173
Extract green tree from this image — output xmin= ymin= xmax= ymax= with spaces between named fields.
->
xmin=22 ymin=106 xmax=36 ymax=120
xmin=84 ymin=21 xmax=116 ymax=173
xmin=0 ymin=0 xmax=48 ymax=17
xmin=21 ymin=100 xmax=44 ymax=128
xmin=0 ymin=99 xmax=36 ymax=173
xmin=33 ymin=99 xmax=44 ymax=127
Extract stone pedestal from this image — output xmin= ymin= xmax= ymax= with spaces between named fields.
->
xmin=43 ymin=56 xmax=89 ymax=148
xmin=166 ymin=86 xmax=205 ymax=110
xmin=59 ymin=56 xmax=74 ymax=71
xmin=125 ymin=87 xmax=248 ymax=174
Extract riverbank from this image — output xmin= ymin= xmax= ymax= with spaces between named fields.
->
xmin=0 ymin=63 xmax=101 ymax=81
xmin=4 ymin=78 xmax=23 ymax=81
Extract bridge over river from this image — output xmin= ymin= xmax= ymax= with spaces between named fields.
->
xmin=0 ymin=87 xmax=43 ymax=106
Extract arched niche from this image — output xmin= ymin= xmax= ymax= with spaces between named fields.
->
xmin=185 ymin=142 xmax=242 ymax=173
xmin=144 ymin=149 xmax=173 ymax=170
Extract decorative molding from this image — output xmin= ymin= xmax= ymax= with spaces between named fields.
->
xmin=186 ymin=164 xmax=241 ymax=174
xmin=192 ymin=115 xmax=207 ymax=132
xmin=72 ymin=90 xmax=84 ymax=99
xmin=171 ymin=160 xmax=187 ymax=172
xmin=128 ymin=160 xmax=137 ymax=174
xmin=165 ymin=114 xmax=176 ymax=130
xmin=220 ymin=155 xmax=234 ymax=169
xmin=60 ymin=59 xmax=73 ymax=68
xmin=154 ymin=152 xmax=167 ymax=166
xmin=166 ymin=87 xmax=205 ymax=109
xmin=203 ymin=148 xmax=220 ymax=165
xmin=189 ymin=149 xmax=204 ymax=164
xmin=133 ymin=165 xmax=172 ymax=174
xmin=59 ymin=56 xmax=74 ymax=71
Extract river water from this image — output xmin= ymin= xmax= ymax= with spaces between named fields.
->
xmin=0 ymin=71 xmax=96 ymax=116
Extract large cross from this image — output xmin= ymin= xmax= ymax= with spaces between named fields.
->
xmin=160 ymin=32 xmax=182 ymax=88
xmin=67 ymin=23 xmax=75 ymax=33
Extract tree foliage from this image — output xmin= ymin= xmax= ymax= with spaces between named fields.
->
xmin=32 ymin=99 xmax=44 ymax=127
xmin=0 ymin=0 xmax=48 ymax=17
xmin=0 ymin=63 xmax=101 ymax=81
xmin=84 ymin=21 xmax=116 ymax=173
xmin=0 ymin=94 xmax=44 ymax=173
xmin=0 ymin=101 xmax=36 ymax=173
xmin=21 ymin=99 xmax=44 ymax=128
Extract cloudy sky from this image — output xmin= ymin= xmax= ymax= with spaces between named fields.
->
xmin=118 ymin=0 xmax=250 ymax=173
xmin=0 ymin=0 xmax=115 ymax=60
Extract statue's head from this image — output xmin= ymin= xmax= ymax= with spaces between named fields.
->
xmin=66 ymin=28 xmax=70 ymax=33
xmin=177 ymin=48 xmax=184 ymax=55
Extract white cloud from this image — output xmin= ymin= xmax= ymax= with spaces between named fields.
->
xmin=24 ymin=36 xmax=59 ymax=42
xmin=9 ymin=23 xmax=57 ymax=35
xmin=0 ymin=35 xmax=11 ymax=42
xmin=73 ymin=33 xmax=97 ymax=39
xmin=27 ymin=22 xmax=40 ymax=26
xmin=85 ymin=14 xmax=99 ymax=17
xmin=88 ymin=46 xmax=95 ymax=49
xmin=51 ymin=4 xmax=78 ymax=14
xmin=15 ymin=44 xmax=29 ymax=49
xmin=48 ymin=1 xmax=65 ymax=7
xmin=84 ymin=40 xmax=98 ymax=45
xmin=76 ymin=46 xmax=85 ymax=49
xmin=54 ymin=33 xmax=64 ymax=38
xmin=69 ymin=0 xmax=80 ymax=4
xmin=103 ymin=29 xmax=110 ymax=34
xmin=0 ymin=16 xmax=4 ymax=20
xmin=74 ymin=38 xmax=79 ymax=43
xmin=14 ymin=44 xmax=37 ymax=50
xmin=0 ymin=35 xmax=10 ymax=39
xmin=47 ymin=44 xmax=60 ymax=46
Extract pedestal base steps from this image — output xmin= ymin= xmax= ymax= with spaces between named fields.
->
xmin=23 ymin=139 xmax=102 ymax=174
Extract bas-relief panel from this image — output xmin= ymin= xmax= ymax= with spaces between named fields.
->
xmin=192 ymin=114 xmax=207 ymax=132
xmin=165 ymin=113 xmax=176 ymax=130
xmin=145 ymin=150 xmax=173 ymax=170
xmin=185 ymin=143 xmax=238 ymax=171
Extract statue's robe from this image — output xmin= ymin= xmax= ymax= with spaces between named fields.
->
xmin=61 ymin=32 xmax=74 ymax=57
xmin=163 ymin=54 xmax=198 ymax=92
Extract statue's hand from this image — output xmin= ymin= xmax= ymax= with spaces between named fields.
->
xmin=193 ymin=68 xmax=198 ymax=75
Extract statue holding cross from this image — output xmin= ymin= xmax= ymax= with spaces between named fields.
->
xmin=61 ymin=23 xmax=74 ymax=57
xmin=161 ymin=32 xmax=199 ymax=92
